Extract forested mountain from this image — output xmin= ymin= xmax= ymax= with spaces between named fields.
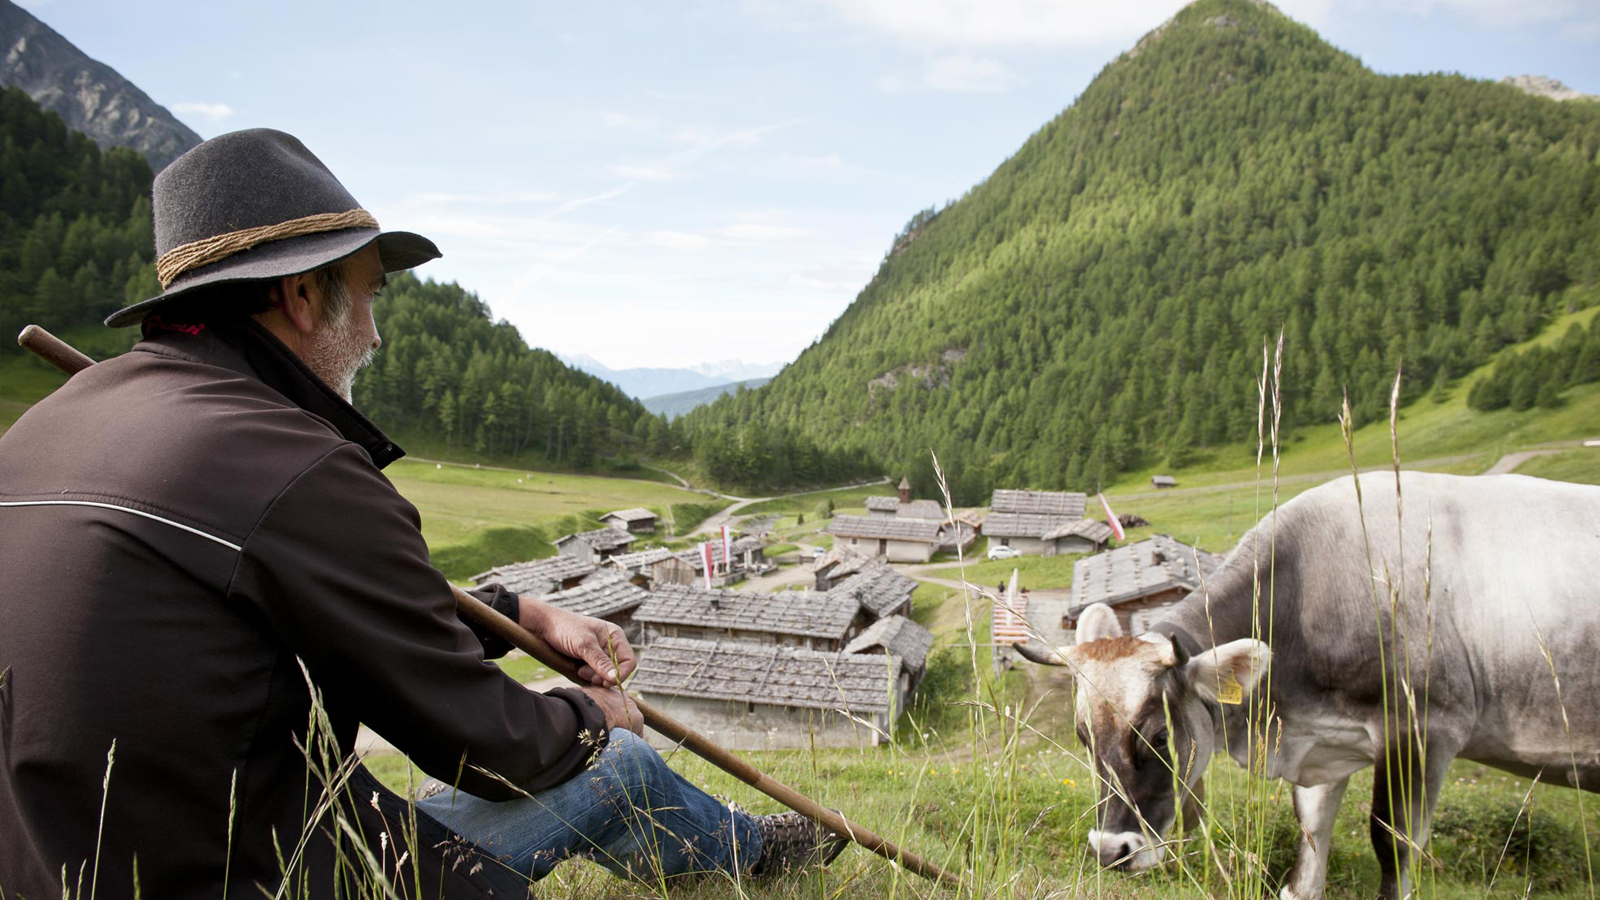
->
xmin=681 ymin=0 xmax=1600 ymax=502
xmin=356 ymin=274 xmax=670 ymax=469
xmin=0 ymin=0 xmax=200 ymax=171
xmin=0 ymin=85 xmax=159 ymax=347
xmin=643 ymin=377 xmax=772 ymax=418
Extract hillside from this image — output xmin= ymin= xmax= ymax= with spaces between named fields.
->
xmin=642 ymin=377 xmax=772 ymax=418
xmin=681 ymin=0 xmax=1600 ymax=503
xmin=0 ymin=0 xmax=200 ymax=171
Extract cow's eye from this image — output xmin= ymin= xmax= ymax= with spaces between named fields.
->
xmin=1152 ymin=730 xmax=1170 ymax=753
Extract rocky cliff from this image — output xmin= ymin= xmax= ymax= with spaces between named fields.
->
xmin=1501 ymin=74 xmax=1596 ymax=103
xmin=0 ymin=0 xmax=199 ymax=170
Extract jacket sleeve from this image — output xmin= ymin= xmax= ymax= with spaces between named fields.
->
xmin=228 ymin=444 xmax=610 ymax=799
xmin=462 ymin=582 xmax=520 ymax=660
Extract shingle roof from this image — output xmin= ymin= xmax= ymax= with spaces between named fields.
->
xmin=830 ymin=563 xmax=919 ymax=618
xmin=632 ymin=638 xmax=900 ymax=713
xmin=603 ymin=507 xmax=658 ymax=523
xmin=609 ymin=547 xmax=676 ymax=570
xmin=1070 ymin=535 xmax=1223 ymax=612
xmin=825 ymin=515 xmax=942 ymax=544
xmin=472 ymin=555 xmax=597 ymax=595
xmin=897 ymin=500 xmax=947 ymax=521
xmin=676 ymin=535 xmax=764 ymax=573
xmin=1042 ymin=518 xmax=1114 ymax=543
xmin=544 ymin=572 xmax=650 ymax=618
xmin=1152 ymin=475 xmax=1178 ymax=486
xmin=554 ymin=527 xmax=636 ymax=553
xmin=812 ymin=547 xmax=870 ymax=577
xmin=636 ymin=585 xmax=862 ymax=640
xmin=844 ymin=615 xmax=933 ymax=674
xmin=983 ymin=512 xmax=1069 ymax=539
xmin=989 ymin=489 xmax=1088 ymax=517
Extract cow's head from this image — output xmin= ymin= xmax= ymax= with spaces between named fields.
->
xmin=1018 ymin=604 xmax=1269 ymax=870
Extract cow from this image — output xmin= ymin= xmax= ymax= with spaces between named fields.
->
xmin=1018 ymin=471 xmax=1600 ymax=899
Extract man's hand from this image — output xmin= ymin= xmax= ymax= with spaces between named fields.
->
xmin=579 ymin=685 xmax=643 ymax=736
xmin=518 ymin=599 xmax=637 ymax=687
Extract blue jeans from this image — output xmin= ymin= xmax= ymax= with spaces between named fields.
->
xmin=418 ymin=729 xmax=764 ymax=881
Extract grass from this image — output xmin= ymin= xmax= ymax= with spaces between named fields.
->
xmin=1515 ymin=448 xmax=1600 ymax=486
xmin=736 ymin=484 xmax=890 ymax=517
xmin=956 ymin=553 xmax=1083 ymax=591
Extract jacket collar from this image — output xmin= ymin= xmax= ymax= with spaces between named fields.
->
xmin=133 ymin=314 xmax=406 ymax=470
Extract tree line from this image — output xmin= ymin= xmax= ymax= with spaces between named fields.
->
xmin=1467 ymin=317 xmax=1600 ymax=412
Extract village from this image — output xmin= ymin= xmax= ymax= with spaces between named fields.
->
xmin=457 ymin=474 xmax=1215 ymax=752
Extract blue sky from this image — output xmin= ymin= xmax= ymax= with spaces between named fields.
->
xmin=20 ymin=0 xmax=1600 ymax=369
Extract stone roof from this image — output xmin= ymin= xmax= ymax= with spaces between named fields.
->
xmin=636 ymin=584 xmax=861 ymax=640
xmin=554 ymin=527 xmax=636 ymax=553
xmin=472 ymin=555 xmax=596 ymax=595
xmin=633 ymin=637 xmax=900 ymax=713
xmin=677 ymin=535 xmax=765 ymax=573
xmin=989 ymin=489 xmax=1088 ymax=517
xmin=609 ymin=547 xmax=677 ymax=571
xmin=898 ymin=499 xmax=947 ymax=522
xmin=825 ymin=514 xmax=942 ymax=544
xmin=544 ymin=572 xmax=650 ymax=619
xmin=1070 ymin=535 xmax=1223 ymax=613
xmin=603 ymin=507 xmax=658 ymax=523
xmin=1041 ymin=518 xmax=1115 ymax=543
xmin=830 ymin=563 xmax=919 ymax=618
xmin=898 ymin=476 xmax=911 ymax=490
xmin=983 ymin=512 xmax=1067 ymax=539
xmin=1152 ymin=475 xmax=1177 ymax=486
xmin=812 ymin=547 xmax=870 ymax=577
xmin=844 ymin=615 xmax=933 ymax=674
xmin=865 ymin=496 xmax=901 ymax=512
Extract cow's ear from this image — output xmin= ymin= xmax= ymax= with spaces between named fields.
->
xmin=1185 ymin=639 xmax=1271 ymax=705
xmin=1075 ymin=603 xmax=1122 ymax=644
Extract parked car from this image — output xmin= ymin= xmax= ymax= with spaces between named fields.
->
xmin=986 ymin=544 xmax=1020 ymax=561
xmin=809 ymin=547 xmax=826 ymax=560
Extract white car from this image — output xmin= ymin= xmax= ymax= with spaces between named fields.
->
xmin=986 ymin=544 xmax=1020 ymax=561
xmin=810 ymin=547 xmax=826 ymax=560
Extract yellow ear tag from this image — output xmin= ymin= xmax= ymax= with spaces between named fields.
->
xmin=1215 ymin=672 xmax=1244 ymax=705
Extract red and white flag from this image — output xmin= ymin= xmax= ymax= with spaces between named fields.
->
xmin=1099 ymin=492 xmax=1126 ymax=542
xmin=701 ymin=541 xmax=714 ymax=589
xmin=721 ymin=524 xmax=732 ymax=572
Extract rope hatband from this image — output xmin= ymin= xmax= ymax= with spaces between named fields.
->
xmin=155 ymin=209 xmax=379 ymax=288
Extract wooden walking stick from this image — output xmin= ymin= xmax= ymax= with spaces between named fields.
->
xmin=17 ymin=323 xmax=961 ymax=887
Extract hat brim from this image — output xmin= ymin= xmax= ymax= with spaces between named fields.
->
xmin=104 ymin=228 xmax=441 ymax=328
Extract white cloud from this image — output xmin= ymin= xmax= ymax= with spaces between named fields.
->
xmin=171 ymin=101 xmax=234 ymax=121
xmin=719 ymin=222 xmax=816 ymax=242
xmin=401 ymin=190 xmax=557 ymax=207
xmin=643 ymin=230 xmax=712 ymax=251
xmin=611 ymin=163 xmax=680 ymax=182
xmin=806 ymin=0 xmax=1595 ymax=47
xmin=880 ymin=54 xmax=1022 ymax=93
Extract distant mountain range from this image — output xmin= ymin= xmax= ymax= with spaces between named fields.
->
xmin=560 ymin=353 xmax=783 ymax=401
xmin=642 ymin=378 xmax=773 ymax=418
xmin=0 ymin=0 xmax=200 ymax=171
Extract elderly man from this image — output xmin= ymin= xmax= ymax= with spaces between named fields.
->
xmin=0 ymin=129 xmax=842 ymax=899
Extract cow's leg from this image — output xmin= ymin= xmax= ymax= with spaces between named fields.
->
xmin=1369 ymin=735 xmax=1454 ymax=900
xmin=1280 ymin=776 xmax=1350 ymax=900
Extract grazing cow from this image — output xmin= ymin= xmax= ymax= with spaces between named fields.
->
xmin=1019 ymin=472 xmax=1600 ymax=899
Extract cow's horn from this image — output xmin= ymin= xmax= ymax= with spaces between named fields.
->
xmin=1015 ymin=641 xmax=1071 ymax=667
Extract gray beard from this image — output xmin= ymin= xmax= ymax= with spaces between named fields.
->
xmin=300 ymin=296 xmax=374 ymax=403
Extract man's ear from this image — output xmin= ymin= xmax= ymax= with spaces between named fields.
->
xmin=1185 ymin=639 xmax=1270 ymax=705
xmin=1075 ymin=603 xmax=1123 ymax=644
xmin=276 ymin=273 xmax=317 ymax=337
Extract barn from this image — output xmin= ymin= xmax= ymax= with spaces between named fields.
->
xmin=1066 ymin=535 xmax=1222 ymax=638
xmin=983 ymin=489 xmax=1115 ymax=556
xmin=633 ymin=584 xmax=869 ymax=651
xmin=599 ymin=507 xmax=659 ymax=533
xmin=540 ymin=571 xmax=651 ymax=645
xmin=553 ymin=527 xmax=637 ymax=564
xmin=632 ymin=637 xmax=915 ymax=750
xmin=471 ymin=554 xmax=596 ymax=596
xmin=825 ymin=515 xmax=942 ymax=563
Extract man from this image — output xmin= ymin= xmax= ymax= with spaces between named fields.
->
xmin=0 ymin=129 xmax=843 ymax=898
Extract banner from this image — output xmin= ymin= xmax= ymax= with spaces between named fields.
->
xmin=701 ymin=541 xmax=714 ymax=589
xmin=721 ymin=524 xmax=732 ymax=573
xmin=1099 ymin=492 xmax=1126 ymax=542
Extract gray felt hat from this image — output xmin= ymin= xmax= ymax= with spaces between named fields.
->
xmin=105 ymin=128 xmax=440 ymax=327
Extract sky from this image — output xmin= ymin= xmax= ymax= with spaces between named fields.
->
xmin=18 ymin=0 xmax=1600 ymax=369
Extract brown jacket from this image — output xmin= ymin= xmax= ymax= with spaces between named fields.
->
xmin=0 ymin=318 xmax=607 ymax=898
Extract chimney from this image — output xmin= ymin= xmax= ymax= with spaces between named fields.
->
xmin=898 ymin=476 xmax=912 ymax=505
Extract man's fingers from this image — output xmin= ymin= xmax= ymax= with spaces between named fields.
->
xmin=603 ymin=626 xmax=638 ymax=682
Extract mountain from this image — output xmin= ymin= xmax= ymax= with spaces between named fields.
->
xmin=1501 ymin=75 xmax=1597 ymax=103
xmin=559 ymin=353 xmax=781 ymax=399
xmin=680 ymin=0 xmax=1600 ymax=502
xmin=642 ymin=377 xmax=773 ymax=418
xmin=0 ymin=0 xmax=200 ymax=171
